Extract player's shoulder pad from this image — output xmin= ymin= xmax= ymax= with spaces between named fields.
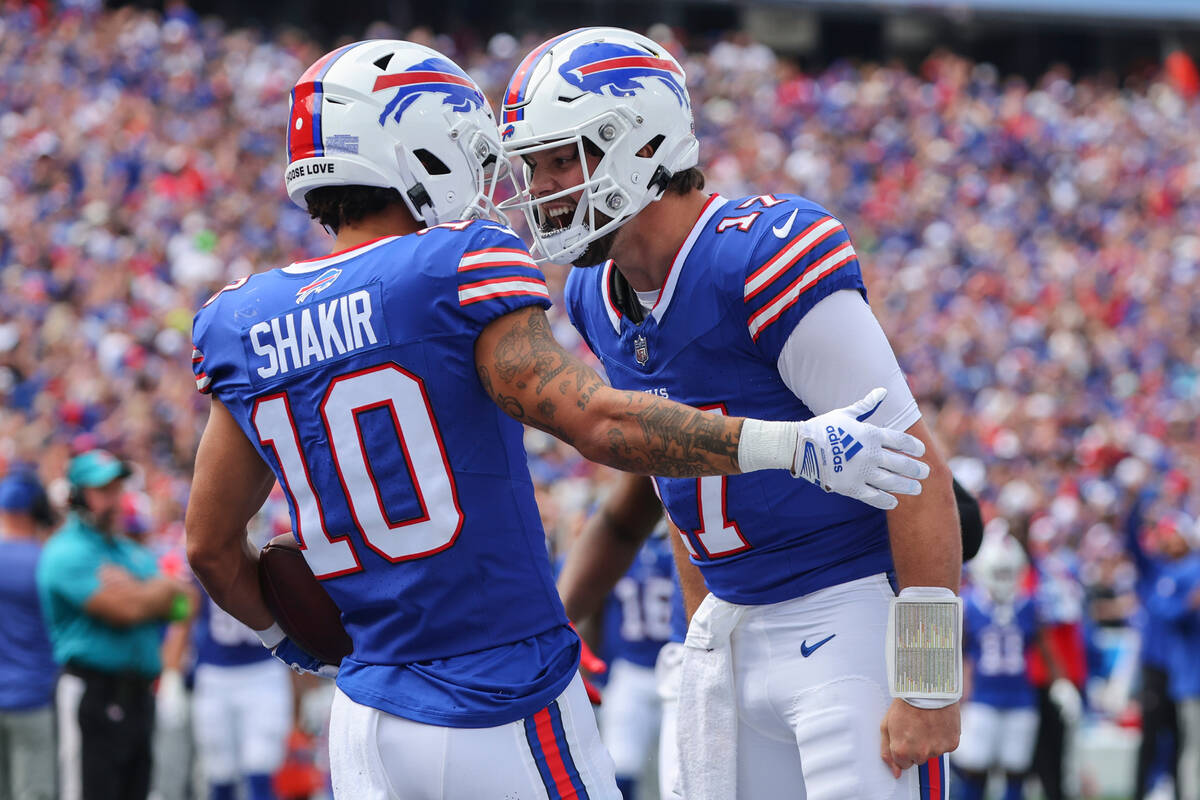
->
xmin=416 ymin=218 xmax=527 ymax=253
xmin=734 ymin=194 xmax=861 ymax=343
xmin=193 ymin=273 xmax=257 ymax=342
xmin=192 ymin=273 xmax=263 ymax=395
xmin=432 ymin=220 xmax=549 ymax=314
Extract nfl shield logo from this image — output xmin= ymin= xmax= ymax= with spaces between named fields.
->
xmin=633 ymin=334 xmax=650 ymax=366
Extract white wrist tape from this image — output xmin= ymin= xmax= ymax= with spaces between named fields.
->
xmin=737 ymin=419 xmax=800 ymax=474
xmin=886 ymin=587 xmax=962 ymax=709
xmin=254 ymin=622 xmax=286 ymax=650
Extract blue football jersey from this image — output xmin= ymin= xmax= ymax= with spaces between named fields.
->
xmin=963 ymin=589 xmax=1039 ymax=709
xmin=565 ymin=193 xmax=889 ymax=605
xmin=193 ymin=586 xmax=272 ymax=668
xmin=602 ymin=535 xmax=676 ymax=668
xmin=192 ymin=222 xmax=578 ymax=727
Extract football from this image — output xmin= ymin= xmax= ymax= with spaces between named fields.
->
xmin=257 ymin=533 xmax=353 ymax=665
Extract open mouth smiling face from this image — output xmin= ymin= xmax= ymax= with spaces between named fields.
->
xmin=538 ymin=200 xmax=577 ymax=232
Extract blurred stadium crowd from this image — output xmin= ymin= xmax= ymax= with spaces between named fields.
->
xmin=0 ymin=1 xmax=1198 ymax=797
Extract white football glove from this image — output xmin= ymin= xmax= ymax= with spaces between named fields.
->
xmin=793 ymin=388 xmax=929 ymax=510
xmin=1049 ymin=677 xmax=1083 ymax=726
xmin=255 ymin=623 xmax=339 ymax=680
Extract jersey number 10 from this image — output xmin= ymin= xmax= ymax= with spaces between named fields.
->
xmin=252 ymin=364 xmax=465 ymax=579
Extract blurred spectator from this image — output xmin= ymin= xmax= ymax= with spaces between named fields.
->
xmin=0 ymin=469 xmax=57 ymax=800
xmin=1146 ymin=514 xmax=1200 ymax=800
xmin=36 ymin=450 xmax=194 ymax=800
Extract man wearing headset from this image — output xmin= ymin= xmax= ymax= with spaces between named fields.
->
xmin=37 ymin=450 xmax=194 ymax=800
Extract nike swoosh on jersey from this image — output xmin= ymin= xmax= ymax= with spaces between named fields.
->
xmin=800 ymin=633 xmax=836 ymax=657
xmin=772 ymin=208 xmax=799 ymax=239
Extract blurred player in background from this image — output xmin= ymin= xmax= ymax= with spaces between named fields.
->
xmin=1126 ymin=499 xmax=1187 ymax=800
xmin=0 ymin=469 xmax=57 ymax=800
xmin=503 ymin=26 xmax=960 ymax=799
xmin=953 ymin=531 xmax=1044 ymax=800
xmin=189 ymin=585 xmax=292 ymax=800
xmin=184 ymin=39 xmax=929 ymax=799
xmin=1025 ymin=518 xmax=1089 ymax=800
xmin=595 ymin=525 xmax=675 ymax=799
xmin=1146 ymin=513 xmax=1200 ymax=800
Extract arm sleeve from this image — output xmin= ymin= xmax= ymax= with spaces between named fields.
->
xmin=956 ymin=479 xmax=984 ymax=562
xmin=775 ymin=289 xmax=920 ymax=431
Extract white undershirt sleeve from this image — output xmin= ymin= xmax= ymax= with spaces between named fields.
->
xmin=776 ymin=289 xmax=920 ymax=432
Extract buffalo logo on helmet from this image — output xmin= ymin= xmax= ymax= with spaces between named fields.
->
xmin=500 ymin=123 xmax=516 ymax=141
xmin=295 ymin=267 xmax=343 ymax=303
xmin=372 ymin=57 xmax=485 ymax=127
xmin=558 ymin=42 xmax=688 ymax=109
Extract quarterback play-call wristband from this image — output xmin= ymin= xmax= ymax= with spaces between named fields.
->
xmin=886 ymin=586 xmax=963 ymax=709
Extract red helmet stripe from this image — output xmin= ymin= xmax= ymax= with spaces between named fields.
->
xmin=372 ymin=70 xmax=475 ymax=93
xmin=502 ymin=28 xmax=587 ymax=123
xmin=288 ymin=43 xmax=362 ymax=163
xmin=575 ymin=56 xmax=682 ymax=77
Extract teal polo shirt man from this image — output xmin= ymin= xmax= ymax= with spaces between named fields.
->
xmin=36 ymin=450 xmax=193 ymax=800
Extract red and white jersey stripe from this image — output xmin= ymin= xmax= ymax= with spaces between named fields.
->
xmin=456 ymin=242 xmax=547 ymax=306
xmin=744 ymin=215 xmax=858 ymax=341
xmin=458 ymin=276 xmax=550 ymax=306
xmin=457 ymin=247 xmax=539 ymax=272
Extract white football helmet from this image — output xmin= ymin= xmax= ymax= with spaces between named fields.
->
xmin=970 ymin=532 xmax=1027 ymax=605
xmin=498 ymin=27 xmax=700 ymax=263
xmin=285 ymin=40 xmax=507 ymax=227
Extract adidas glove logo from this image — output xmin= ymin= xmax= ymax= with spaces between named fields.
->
xmin=825 ymin=426 xmax=863 ymax=473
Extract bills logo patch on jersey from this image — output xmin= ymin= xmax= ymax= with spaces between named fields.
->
xmin=559 ymin=42 xmax=688 ymax=108
xmin=373 ymin=57 xmax=484 ymax=126
xmin=296 ymin=268 xmax=343 ymax=303
xmin=633 ymin=333 xmax=650 ymax=366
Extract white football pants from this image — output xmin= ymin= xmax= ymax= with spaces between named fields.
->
xmin=686 ymin=573 xmax=950 ymax=800
xmin=328 ymin=673 xmax=619 ymax=799
xmin=655 ymin=642 xmax=684 ymax=800
xmin=192 ymin=659 xmax=293 ymax=784
xmin=951 ymin=703 xmax=1038 ymax=773
xmin=598 ymin=658 xmax=661 ymax=780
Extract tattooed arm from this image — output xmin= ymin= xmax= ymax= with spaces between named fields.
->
xmin=474 ymin=305 xmax=743 ymax=477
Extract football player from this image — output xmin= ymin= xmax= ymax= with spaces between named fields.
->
xmin=189 ymin=585 xmax=292 ymax=800
xmin=502 ymin=27 xmax=962 ymax=799
xmin=184 ymin=40 xmax=932 ymax=799
xmin=953 ymin=532 xmax=1042 ymax=800
xmin=595 ymin=527 xmax=675 ymax=798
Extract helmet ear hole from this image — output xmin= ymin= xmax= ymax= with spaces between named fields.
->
xmin=413 ymin=149 xmax=451 ymax=176
xmin=639 ymin=134 xmax=665 ymax=158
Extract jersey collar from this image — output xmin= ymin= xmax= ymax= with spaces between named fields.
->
xmin=600 ymin=194 xmax=726 ymax=334
xmin=282 ymin=236 xmax=400 ymax=274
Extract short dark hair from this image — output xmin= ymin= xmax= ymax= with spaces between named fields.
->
xmin=664 ymin=166 xmax=705 ymax=195
xmin=304 ymin=185 xmax=406 ymax=232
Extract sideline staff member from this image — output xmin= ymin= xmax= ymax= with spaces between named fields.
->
xmin=37 ymin=450 xmax=193 ymax=800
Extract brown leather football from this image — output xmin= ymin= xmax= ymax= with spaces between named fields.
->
xmin=257 ymin=533 xmax=353 ymax=665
